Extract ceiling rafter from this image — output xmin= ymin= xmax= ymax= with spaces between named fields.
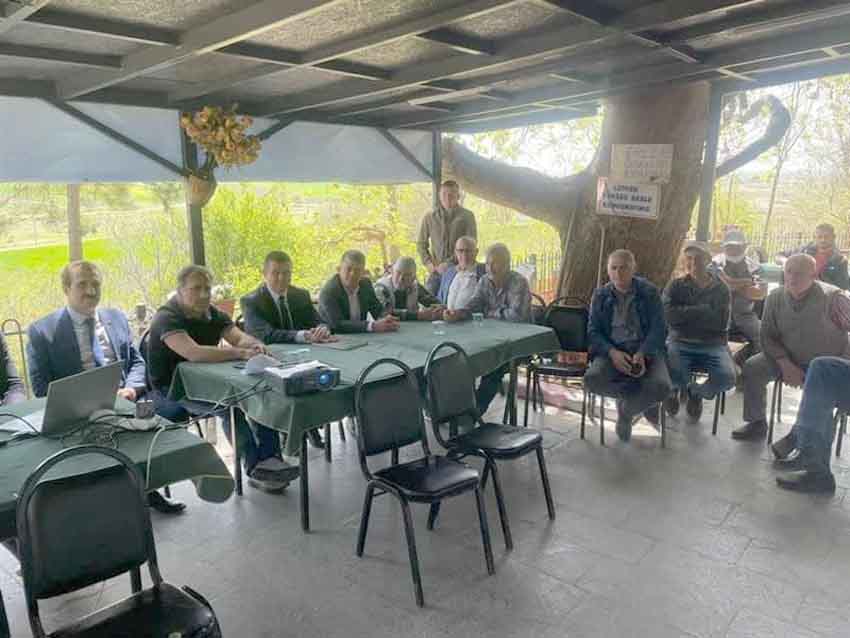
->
xmin=0 ymin=42 xmax=121 ymax=68
xmin=55 ymin=0 xmax=349 ymax=100
xmin=0 ymin=0 xmax=50 ymax=35
xmin=166 ymin=0 xmax=523 ymax=103
xmin=254 ymin=0 xmax=763 ymax=118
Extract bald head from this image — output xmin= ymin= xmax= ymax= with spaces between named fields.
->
xmin=784 ymin=253 xmax=817 ymax=299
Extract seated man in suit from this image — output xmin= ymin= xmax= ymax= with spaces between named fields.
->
xmin=148 ymin=264 xmax=299 ymax=493
xmin=585 ymin=249 xmax=671 ymax=442
xmin=444 ymin=243 xmax=532 ymax=415
xmin=26 ymin=260 xmax=183 ymax=514
xmin=241 ymin=249 xmax=335 ymax=448
xmin=374 ymin=256 xmax=443 ymax=321
xmin=437 ymin=236 xmax=487 ymax=311
xmin=318 ymin=249 xmax=400 ymax=334
xmin=0 ymin=333 xmax=26 ymax=406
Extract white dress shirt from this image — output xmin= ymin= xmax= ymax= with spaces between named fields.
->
xmin=66 ymin=306 xmax=118 ymax=370
xmin=346 ymin=287 xmax=373 ymax=332
xmin=447 ymin=269 xmax=480 ymax=311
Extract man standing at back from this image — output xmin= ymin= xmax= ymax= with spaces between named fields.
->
xmin=26 ymin=260 xmax=183 ymax=514
xmin=777 ymin=223 xmax=849 ymax=290
xmin=418 ymin=180 xmax=477 ymax=295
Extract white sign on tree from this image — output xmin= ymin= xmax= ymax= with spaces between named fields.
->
xmin=611 ymin=144 xmax=673 ymax=183
xmin=596 ymin=178 xmax=660 ymax=219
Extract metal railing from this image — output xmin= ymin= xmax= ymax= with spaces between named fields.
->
xmin=515 ymin=248 xmax=562 ymax=303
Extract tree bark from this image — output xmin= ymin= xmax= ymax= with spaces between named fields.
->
xmin=67 ymin=183 xmax=82 ymax=261
xmin=445 ymin=82 xmax=711 ymax=301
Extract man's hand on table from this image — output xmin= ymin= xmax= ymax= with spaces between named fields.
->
xmin=305 ymin=326 xmax=337 ymax=343
xmin=373 ymin=316 xmax=400 ymax=333
xmin=442 ymin=309 xmax=466 ymax=323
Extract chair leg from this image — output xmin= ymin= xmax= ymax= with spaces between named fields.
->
xmin=324 ymin=423 xmax=332 ymax=463
xmin=356 ymin=484 xmax=375 ymax=557
xmin=720 ymin=391 xmax=726 ymax=415
xmin=130 ymin=567 xmax=142 ymax=593
xmin=163 ymin=485 xmax=171 ymax=498
xmin=777 ymin=381 xmax=783 ymax=423
xmin=534 ymin=374 xmax=543 ymax=412
xmin=473 ymin=486 xmax=496 ymax=576
xmin=426 ymin=502 xmax=441 ymax=531
xmin=391 ymin=446 xmax=400 ymax=466
xmin=487 ymin=459 xmax=513 ymax=550
xmin=524 ymin=367 xmax=532 ymax=428
xmin=768 ymin=381 xmax=779 ymax=446
xmin=600 ymin=397 xmax=605 ymax=446
xmin=580 ymin=387 xmax=587 ymax=440
xmin=836 ymin=413 xmax=847 ymax=458
xmin=338 ymin=420 xmax=346 ymax=442
xmin=480 ymin=459 xmax=491 ymax=490
xmin=660 ymin=402 xmax=666 ymax=449
xmin=230 ymin=405 xmax=243 ymax=497
xmin=195 ymin=421 xmax=204 ymax=438
xmin=399 ymin=496 xmax=425 ymax=607
xmin=712 ymin=393 xmax=721 ymax=436
xmin=536 ymin=446 xmax=556 ymax=521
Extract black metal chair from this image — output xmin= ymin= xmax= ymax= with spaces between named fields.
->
xmin=523 ymin=297 xmax=590 ymax=435
xmin=768 ymin=378 xmax=785 ymax=445
xmin=0 ymin=588 xmax=9 ymax=638
xmin=424 ymin=342 xmax=555 ymax=551
xmin=353 ymin=358 xmax=494 ymax=608
xmin=16 ymin=446 xmax=222 ymax=638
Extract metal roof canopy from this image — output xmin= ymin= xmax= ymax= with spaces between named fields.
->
xmin=0 ymin=0 xmax=849 ymax=138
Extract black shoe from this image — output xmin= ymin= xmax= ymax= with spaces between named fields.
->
xmin=664 ymin=392 xmax=680 ymax=417
xmin=773 ymin=449 xmax=804 ymax=471
xmin=147 ymin=490 xmax=186 ymax=515
xmin=771 ymin=432 xmax=797 ymax=459
xmin=615 ymin=403 xmax=632 ymax=443
xmin=643 ymin=404 xmax=660 ymax=426
xmin=776 ymin=470 xmax=836 ymax=494
xmin=685 ymin=386 xmax=703 ymax=421
xmin=307 ymin=429 xmax=325 ymax=449
xmin=731 ymin=420 xmax=768 ymax=441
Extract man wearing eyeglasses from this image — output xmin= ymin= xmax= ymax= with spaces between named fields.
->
xmin=437 ymin=236 xmax=487 ymax=311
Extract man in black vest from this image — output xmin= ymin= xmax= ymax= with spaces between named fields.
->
xmin=241 ymin=250 xmax=336 ymax=448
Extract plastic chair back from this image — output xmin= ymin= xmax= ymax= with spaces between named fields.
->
xmin=16 ymin=446 xmax=161 ymax=602
xmin=354 ymin=359 xmax=428 ymax=461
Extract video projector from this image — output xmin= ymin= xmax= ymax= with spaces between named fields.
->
xmin=263 ymin=360 xmax=341 ymax=396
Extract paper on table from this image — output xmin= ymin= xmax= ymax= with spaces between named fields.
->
xmin=264 ymin=360 xmax=328 ymax=379
xmin=243 ymin=353 xmax=281 ymax=375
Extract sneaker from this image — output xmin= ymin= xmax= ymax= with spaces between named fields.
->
xmin=252 ymin=457 xmax=301 ymax=484
xmin=685 ymin=385 xmax=703 ymax=421
xmin=664 ymin=392 xmax=680 ymax=417
xmin=248 ymin=476 xmax=289 ymax=493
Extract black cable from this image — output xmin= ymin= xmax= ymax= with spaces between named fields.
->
xmin=0 ymin=412 xmax=39 ymax=433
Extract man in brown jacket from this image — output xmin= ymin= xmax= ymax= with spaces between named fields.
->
xmin=417 ymin=180 xmax=477 ymax=295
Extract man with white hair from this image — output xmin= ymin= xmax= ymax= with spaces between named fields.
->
xmin=733 ymin=253 xmax=850 ymax=446
xmin=438 ymin=236 xmax=487 ymax=311
xmin=445 ymin=242 xmax=531 ymax=414
xmin=374 ymin=256 xmax=443 ymax=321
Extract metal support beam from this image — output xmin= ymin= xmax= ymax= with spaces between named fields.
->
xmin=56 ymin=0 xmax=347 ymax=99
xmin=46 ymin=100 xmax=188 ymax=178
xmin=257 ymin=119 xmax=295 ymax=142
xmin=432 ymin=130 xmax=442 ymax=213
xmin=0 ymin=0 xmax=50 ymax=35
xmin=181 ymin=127 xmax=205 ymax=267
xmin=376 ymin=129 xmax=433 ymax=181
xmin=415 ymin=29 xmax=496 ymax=56
xmin=0 ymin=42 xmax=121 ymax=68
xmin=696 ymin=89 xmax=723 ymax=242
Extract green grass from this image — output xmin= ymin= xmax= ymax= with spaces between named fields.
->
xmin=0 ymin=238 xmax=120 ymax=272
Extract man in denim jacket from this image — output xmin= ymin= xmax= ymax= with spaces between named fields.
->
xmin=586 ymin=249 xmax=671 ymax=441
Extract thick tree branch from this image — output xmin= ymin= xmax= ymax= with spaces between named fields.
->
xmin=716 ymin=95 xmax=791 ymax=179
xmin=442 ymin=137 xmax=580 ymax=230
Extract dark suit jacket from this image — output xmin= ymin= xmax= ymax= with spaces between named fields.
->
xmin=318 ymin=275 xmax=385 ymax=334
xmin=26 ymin=307 xmax=146 ymax=398
xmin=240 ymin=283 xmax=322 ymax=344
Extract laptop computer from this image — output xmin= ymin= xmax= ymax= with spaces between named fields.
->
xmin=27 ymin=362 xmax=123 ymax=436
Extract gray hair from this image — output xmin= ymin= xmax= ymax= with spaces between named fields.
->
xmin=176 ymin=264 xmax=213 ymax=289
xmin=785 ymin=253 xmax=817 ymax=273
xmin=455 ymin=235 xmax=477 ymax=250
xmin=340 ymin=249 xmax=366 ymax=266
xmin=608 ymin=249 xmax=636 ymax=269
xmin=485 ymin=242 xmax=511 ymax=265
xmin=393 ymin=256 xmax=417 ymax=274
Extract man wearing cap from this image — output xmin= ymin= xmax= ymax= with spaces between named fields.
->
xmin=710 ymin=229 xmax=766 ymax=369
xmin=663 ymin=241 xmax=735 ymax=421
xmin=732 ymin=253 xmax=850 ymax=443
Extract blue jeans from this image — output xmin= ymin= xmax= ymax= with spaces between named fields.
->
xmin=667 ymin=341 xmax=736 ymax=400
xmin=151 ymin=389 xmax=280 ymax=474
xmin=794 ymin=357 xmax=850 ymax=477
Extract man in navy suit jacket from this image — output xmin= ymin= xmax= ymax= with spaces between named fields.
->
xmin=26 ymin=260 xmax=183 ymax=514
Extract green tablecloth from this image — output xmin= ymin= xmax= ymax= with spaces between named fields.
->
xmin=172 ymin=320 xmax=559 ymax=456
xmin=0 ymin=398 xmax=234 ymax=541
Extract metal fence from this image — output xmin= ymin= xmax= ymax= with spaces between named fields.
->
xmin=515 ymin=248 xmax=562 ymax=303
xmin=760 ymin=229 xmax=850 ymax=258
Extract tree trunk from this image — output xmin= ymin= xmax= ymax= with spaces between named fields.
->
xmin=67 ymin=183 xmax=83 ymax=261
xmin=761 ymin=157 xmax=784 ymax=248
xmin=444 ymin=82 xmax=710 ymax=301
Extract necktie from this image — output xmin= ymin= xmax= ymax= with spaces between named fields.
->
xmin=86 ymin=317 xmax=106 ymax=367
xmin=279 ymin=295 xmax=294 ymax=330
